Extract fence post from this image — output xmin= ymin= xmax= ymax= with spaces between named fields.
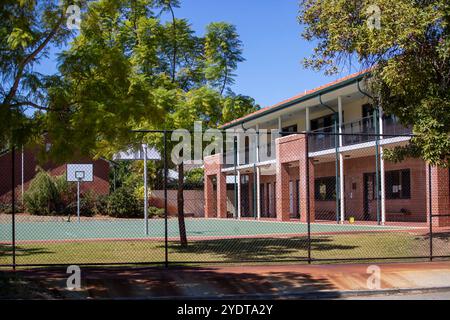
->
xmin=428 ymin=164 xmax=433 ymax=262
xmin=163 ymin=130 xmax=169 ymax=268
xmin=305 ymin=132 xmax=312 ymax=264
xmin=11 ymin=146 xmax=16 ymax=271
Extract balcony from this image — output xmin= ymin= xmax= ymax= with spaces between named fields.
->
xmin=341 ymin=116 xmax=377 ymax=147
xmin=222 ymin=140 xmax=276 ymax=169
xmin=383 ymin=116 xmax=412 ymax=136
xmin=309 ymin=124 xmax=337 ymax=153
xmin=309 ymin=115 xmax=412 ymax=153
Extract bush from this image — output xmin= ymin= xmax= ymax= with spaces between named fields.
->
xmin=24 ymin=170 xmax=102 ymax=217
xmin=94 ymin=194 xmax=109 ymax=215
xmin=66 ymin=190 xmax=96 ymax=217
xmin=0 ymin=202 xmax=24 ymax=214
xmin=106 ymin=187 xmax=142 ymax=218
xmin=24 ymin=170 xmax=60 ymax=215
xmin=148 ymin=206 xmax=164 ymax=218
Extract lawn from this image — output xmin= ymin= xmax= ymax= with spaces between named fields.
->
xmin=1 ymin=231 xmax=448 ymax=267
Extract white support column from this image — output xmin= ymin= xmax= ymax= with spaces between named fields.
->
xmin=236 ymin=131 xmax=241 ymax=166
xmin=256 ymin=167 xmax=261 ymax=220
xmin=338 ymin=96 xmax=343 ymax=146
xmin=338 ymin=96 xmax=345 ymax=223
xmin=256 ymin=124 xmax=261 ymax=220
xmin=339 ymin=153 xmax=345 ymax=223
xmin=278 ymin=116 xmax=282 ymax=132
xmin=237 ymin=171 xmax=242 ymax=220
xmin=379 ymin=108 xmax=386 ymax=225
xmin=306 ymin=107 xmax=311 ymax=131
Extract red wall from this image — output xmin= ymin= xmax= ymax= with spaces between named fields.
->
xmin=0 ymin=148 xmax=110 ymax=205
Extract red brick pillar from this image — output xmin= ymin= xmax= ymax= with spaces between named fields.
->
xmin=204 ymin=154 xmax=223 ymax=218
xmin=427 ymin=166 xmax=450 ymax=227
xmin=275 ymin=134 xmax=315 ymax=223
xmin=204 ymin=175 xmax=215 ymax=218
xmin=276 ymin=163 xmax=290 ymax=221
xmin=299 ymin=157 xmax=315 ymax=223
xmin=217 ymin=172 xmax=228 ymax=218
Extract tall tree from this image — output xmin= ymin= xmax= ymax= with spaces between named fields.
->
xmin=299 ymin=0 xmax=450 ymax=166
xmin=52 ymin=0 xmax=259 ymax=246
xmin=0 ymin=0 xmax=82 ymax=148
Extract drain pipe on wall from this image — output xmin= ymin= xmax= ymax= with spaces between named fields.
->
xmin=319 ymin=94 xmax=341 ymax=224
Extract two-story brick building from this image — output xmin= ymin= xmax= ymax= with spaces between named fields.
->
xmin=204 ymin=70 xmax=450 ymax=227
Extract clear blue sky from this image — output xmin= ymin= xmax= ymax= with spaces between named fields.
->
xmin=36 ymin=0 xmax=359 ymax=109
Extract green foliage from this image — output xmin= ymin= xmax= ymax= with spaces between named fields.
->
xmin=46 ymin=0 xmax=258 ymax=162
xmin=0 ymin=0 xmax=84 ymax=148
xmin=149 ymin=206 xmax=165 ymax=218
xmin=299 ymin=0 xmax=450 ymax=166
xmin=24 ymin=169 xmax=99 ymax=216
xmin=184 ymin=168 xmax=204 ymax=188
xmin=24 ymin=170 xmax=60 ymax=215
xmin=106 ymin=187 xmax=142 ymax=218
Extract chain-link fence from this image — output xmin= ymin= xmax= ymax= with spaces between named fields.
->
xmin=0 ymin=130 xmax=449 ymax=269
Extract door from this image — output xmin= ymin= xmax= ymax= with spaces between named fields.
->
xmin=260 ymin=183 xmax=266 ymax=217
xmin=363 ymin=173 xmax=375 ymax=221
xmin=240 ymin=175 xmax=250 ymax=217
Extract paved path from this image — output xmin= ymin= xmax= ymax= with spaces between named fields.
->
xmin=3 ymin=261 xmax=450 ymax=299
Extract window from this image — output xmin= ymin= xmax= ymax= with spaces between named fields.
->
xmin=311 ymin=114 xmax=335 ymax=132
xmin=385 ymin=169 xmax=411 ymax=199
xmin=282 ymin=124 xmax=297 ymax=137
xmin=315 ymin=177 xmax=336 ymax=201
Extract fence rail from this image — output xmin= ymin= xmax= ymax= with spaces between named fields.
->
xmin=0 ymin=130 xmax=449 ymax=269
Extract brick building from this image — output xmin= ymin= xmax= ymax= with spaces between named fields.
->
xmin=0 ymin=146 xmax=110 ymax=206
xmin=204 ymin=70 xmax=450 ymax=226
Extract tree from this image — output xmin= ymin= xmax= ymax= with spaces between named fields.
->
xmin=53 ymin=0 xmax=259 ymax=246
xmin=0 ymin=0 xmax=86 ymax=148
xmin=299 ymin=0 xmax=450 ymax=166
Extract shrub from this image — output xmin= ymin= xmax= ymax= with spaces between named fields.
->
xmin=106 ymin=187 xmax=142 ymax=218
xmin=94 ymin=194 xmax=109 ymax=215
xmin=24 ymin=170 xmax=102 ymax=217
xmin=66 ymin=190 xmax=96 ymax=217
xmin=148 ymin=206 xmax=164 ymax=218
xmin=24 ymin=170 xmax=60 ymax=215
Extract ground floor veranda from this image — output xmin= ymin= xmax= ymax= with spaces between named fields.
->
xmin=204 ymin=134 xmax=450 ymax=227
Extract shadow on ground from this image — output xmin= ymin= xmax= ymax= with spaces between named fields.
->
xmin=2 ymin=266 xmax=340 ymax=299
xmin=165 ymin=236 xmax=357 ymax=262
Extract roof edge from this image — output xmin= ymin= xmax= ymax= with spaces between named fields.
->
xmin=221 ymin=69 xmax=371 ymax=129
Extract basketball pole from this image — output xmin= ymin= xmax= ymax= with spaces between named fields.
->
xmin=143 ymin=143 xmax=149 ymax=236
xmin=77 ymin=178 xmax=81 ymax=223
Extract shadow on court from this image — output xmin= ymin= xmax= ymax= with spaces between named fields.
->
xmin=166 ymin=237 xmax=357 ymax=261
xmin=0 ymin=244 xmax=53 ymax=258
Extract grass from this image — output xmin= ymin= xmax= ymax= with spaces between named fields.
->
xmin=1 ymin=231 xmax=448 ymax=267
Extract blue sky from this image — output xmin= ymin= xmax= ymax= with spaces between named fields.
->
xmin=36 ymin=0 xmax=359 ymax=109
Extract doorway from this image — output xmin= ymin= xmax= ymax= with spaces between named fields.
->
xmin=363 ymin=173 xmax=375 ymax=221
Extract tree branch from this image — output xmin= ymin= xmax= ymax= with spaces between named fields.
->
xmin=2 ymin=15 xmax=65 ymax=107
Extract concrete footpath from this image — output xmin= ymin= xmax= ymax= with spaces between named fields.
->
xmin=4 ymin=261 xmax=450 ymax=299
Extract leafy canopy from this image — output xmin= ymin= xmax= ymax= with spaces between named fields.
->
xmin=47 ymin=0 xmax=259 ymax=161
xmin=299 ymin=0 xmax=450 ymax=166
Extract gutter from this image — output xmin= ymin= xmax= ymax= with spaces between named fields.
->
xmin=221 ymin=70 xmax=370 ymax=130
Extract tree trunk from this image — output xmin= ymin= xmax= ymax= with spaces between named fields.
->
xmin=177 ymin=163 xmax=188 ymax=247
